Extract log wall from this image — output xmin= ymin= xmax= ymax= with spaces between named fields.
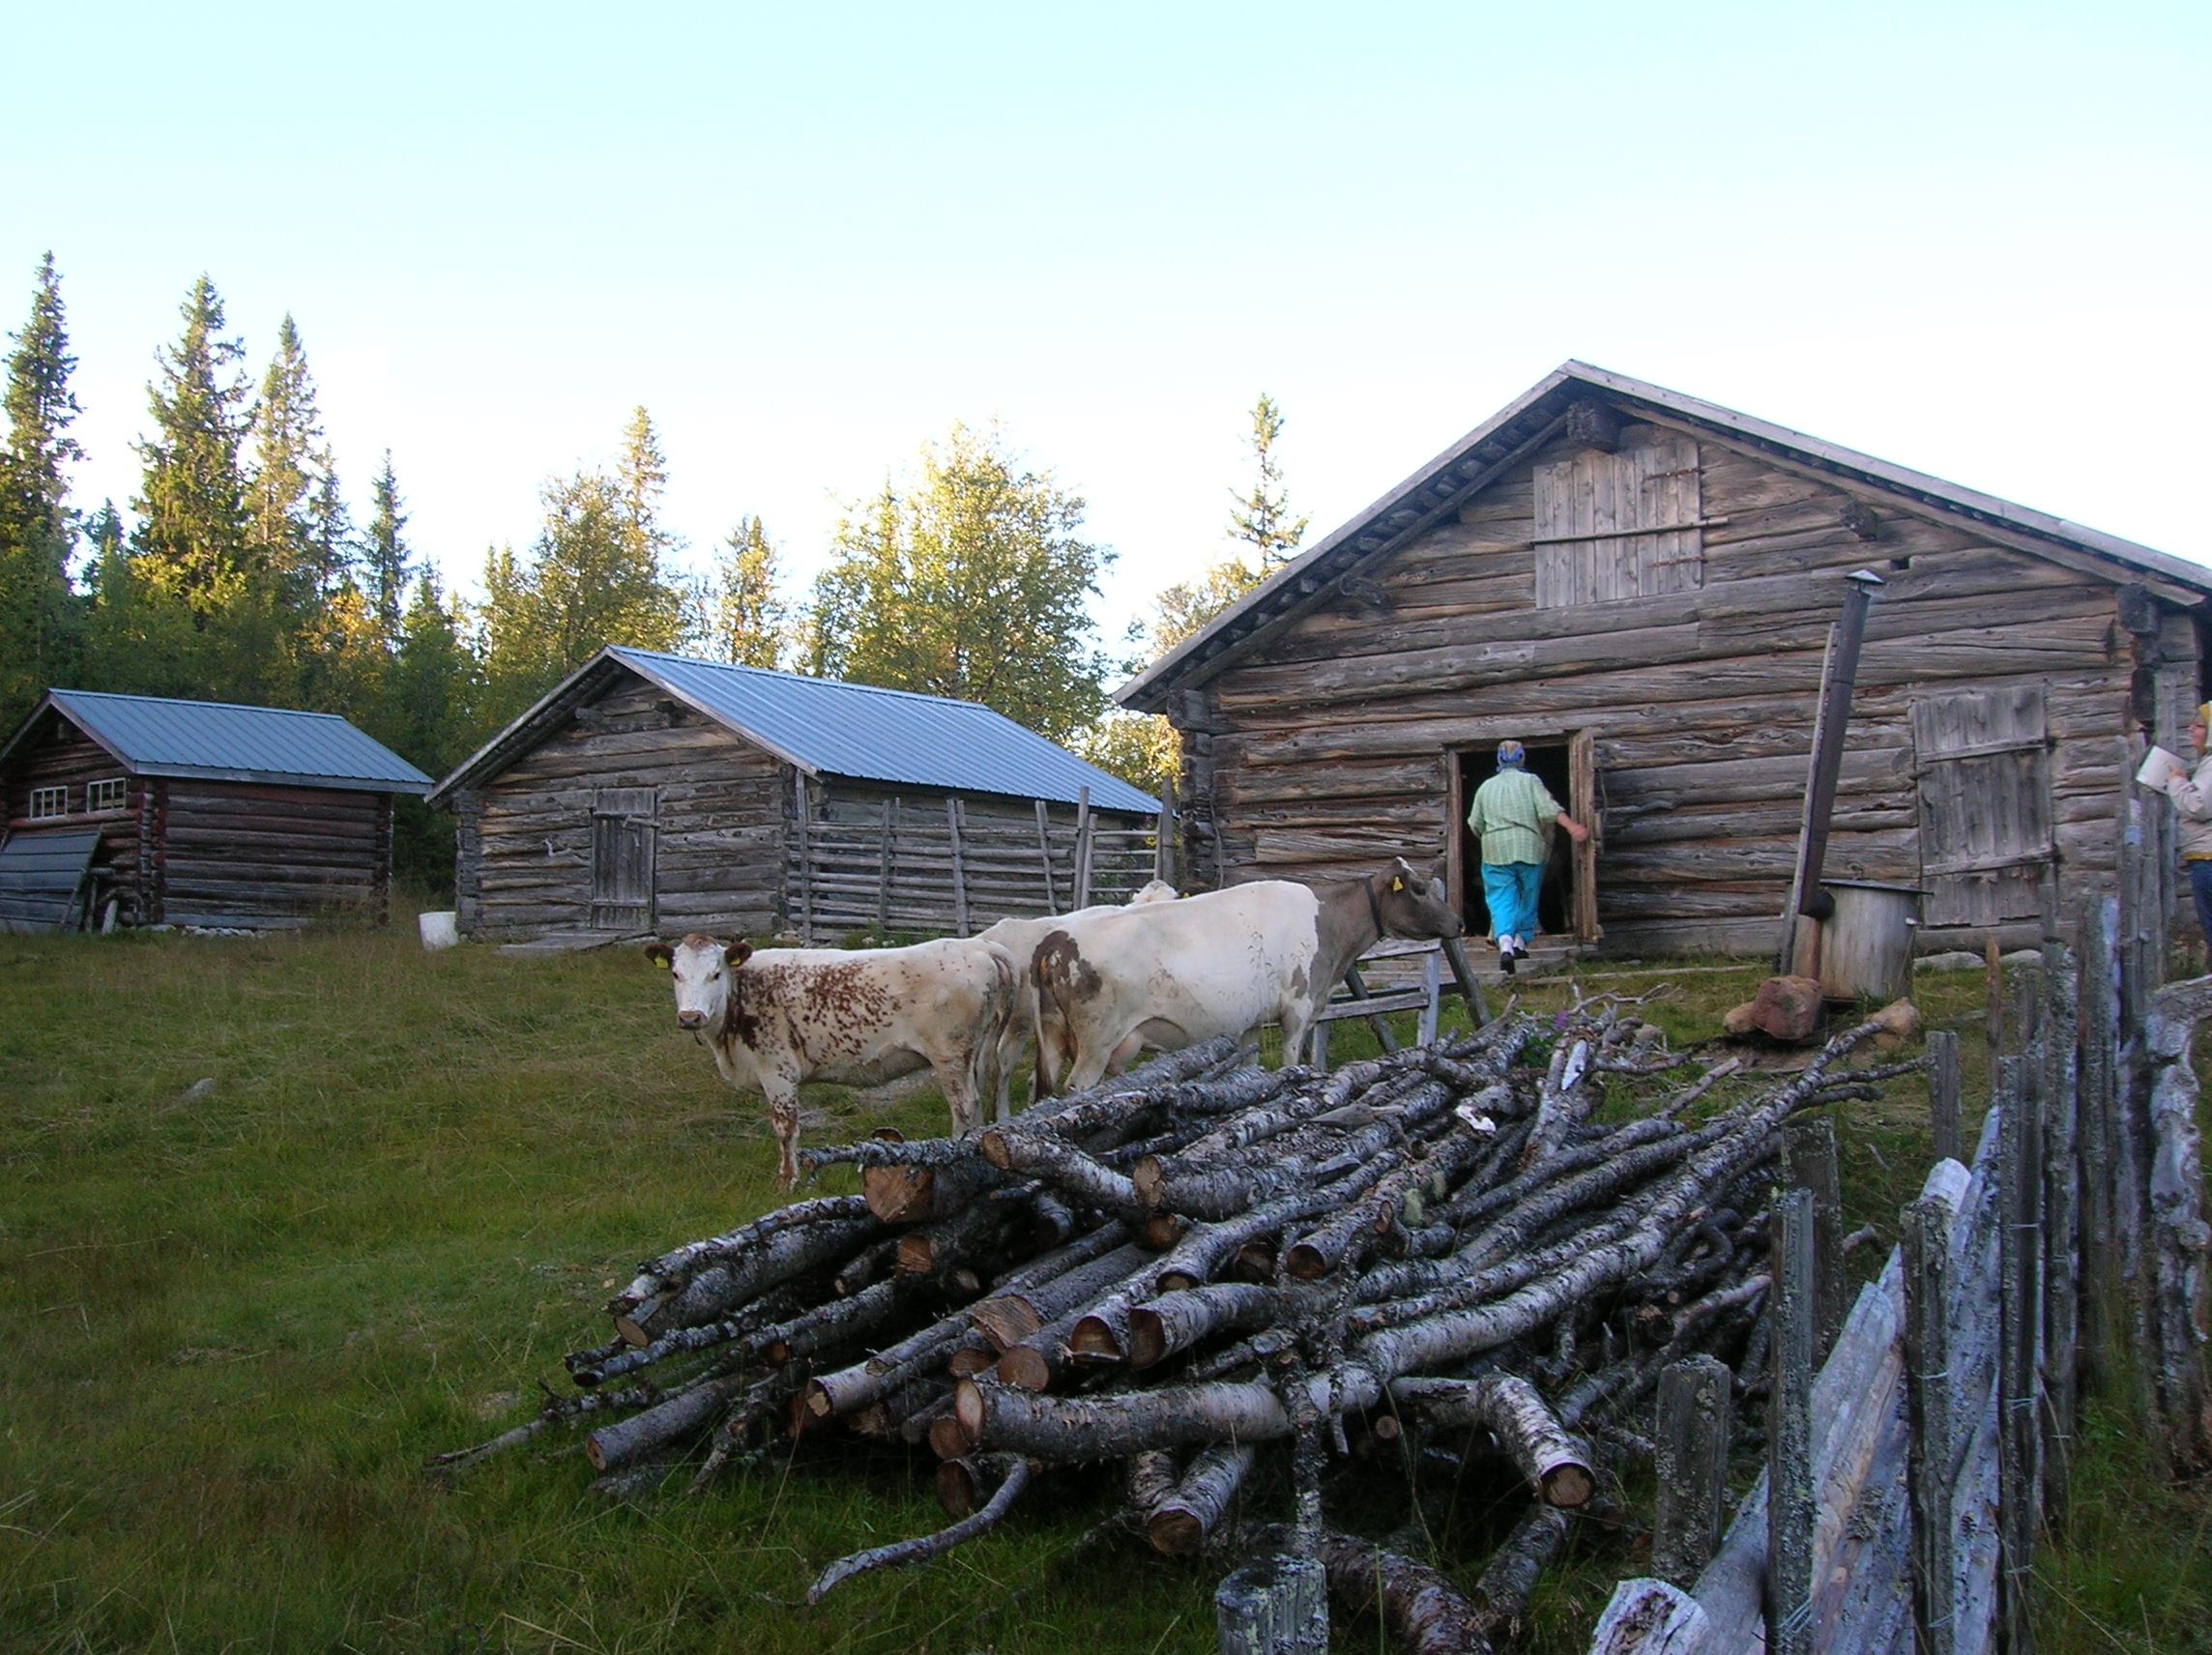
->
xmin=461 ymin=677 xmax=785 ymax=940
xmin=155 ymin=780 xmax=392 ymax=927
xmin=1 ymin=710 xmax=145 ymax=922
xmin=1175 ymin=417 xmax=2184 ymax=955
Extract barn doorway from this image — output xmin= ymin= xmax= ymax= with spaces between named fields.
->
xmin=591 ymin=787 xmax=658 ymax=930
xmin=1451 ymin=734 xmax=1599 ymax=947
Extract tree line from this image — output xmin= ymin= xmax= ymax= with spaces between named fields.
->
xmin=0 ymin=256 xmax=1304 ymax=890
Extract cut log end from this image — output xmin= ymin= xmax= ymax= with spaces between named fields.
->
xmin=996 ymin=1346 xmax=1054 ymax=1391
xmin=864 ymin=1165 xmax=937 ymax=1225
xmin=1540 ymin=1464 xmax=1596 ymax=1510
xmin=1067 ymin=1314 xmax=1124 ymax=1364
xmin=1125 ymin=1310 xmax=1169 ymax=1370
xmin=1146 ymin=1509 xmax=1208 ymax=1555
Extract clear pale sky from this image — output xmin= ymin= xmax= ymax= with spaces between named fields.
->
xmin=6 ymin=2 xmax=2206 ymax=656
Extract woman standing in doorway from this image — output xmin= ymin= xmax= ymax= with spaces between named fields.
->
xmin=1466 ymin=740 xmax=1589 ymax=973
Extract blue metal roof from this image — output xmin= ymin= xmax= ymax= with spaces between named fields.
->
xmin=27 ymin=690 xmax=432 ymax=795
xmin=607 ymin=649 xmax=1158 ymax=813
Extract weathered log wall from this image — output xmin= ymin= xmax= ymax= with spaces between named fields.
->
xmin=1 ymin=708 xmax=146 ymax=922
xmin=1176 ymin=417 xmax=2181 ymax=956
xmin=157 ymin=780 xmax=392 ymax=927
xmin=461 ymin=676 xmax=784 ymax=939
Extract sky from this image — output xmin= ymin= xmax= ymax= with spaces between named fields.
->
xmin=5 ymin=1 xmax=2208 ymax=663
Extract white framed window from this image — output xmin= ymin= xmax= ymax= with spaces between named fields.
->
xmin=87 ymin=777 xmax=127 ymax=813
xmin=28 ymin=785 xmax=68 ymax=819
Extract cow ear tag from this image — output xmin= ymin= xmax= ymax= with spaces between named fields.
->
xmin=1391 ymin=878 xmax=1404 ymax=892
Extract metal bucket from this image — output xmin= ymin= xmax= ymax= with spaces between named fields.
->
xmin=1817 ymin=880 xmax=1924 ymax=1002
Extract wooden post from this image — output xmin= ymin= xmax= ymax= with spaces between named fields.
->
xmin=1784 ymin=1114 xmax=1846 ymax=1363
xmin=1073 ymin=786 xmax=1093 ymax=909
xmin=2042 ymin=940 xmax=2081 ymax=1520
xmin=946 ymin=797 xmax=969 ymax=938
xmin=1928 ymin=1030 xmax=1962 ymax=1165
xmin=1033 ymin=799 xmax=1058 ymax=915
xmin=1215 ymin=1553 xmax=1327 ymax=1655
xmin=1155 ymin=787 xmax=1177 ymax=886
xmin=1985 ymin=936 xmax=2005 ymax=1102
xmin=1777 ymin=571 xmax=1882 ymax=976
xmin=1651 ymin=1355 xmax=1732 ymax=1589
xmin=1441 ymin=936 xmax=1492 ymax=1027
xmin=1903 ymin=1194 xmax=1957 ymax=1655
xmin=2079 ymin=898 xmax=2118 ymax=1395
xmin=1337 ymin=965 xmax=1399 ymax=1054
xmin=794 ymin=770 xmax=815 ymax=945
xmin=1767 ymin=1186 xmax=1817 ymax=1655
xmin=1418 ymin=947 xmax=1441 ymax=1046
xmin=875 ymin=798 xmax=894 ymax=939
xmin=1996 ymin=1060 xmax=2037 ymax=1655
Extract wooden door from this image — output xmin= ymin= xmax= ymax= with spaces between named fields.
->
xmin=1910 ymin=686 xmax=2052 ymax=928
xmin=591 ymin=787 xmax=657 ymax=930
xmin=1569 ymin=730 xmax=1602 ymax=943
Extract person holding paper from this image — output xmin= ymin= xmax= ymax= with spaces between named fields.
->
xmin=2160 ymin=702 xmax=2212 ymax=943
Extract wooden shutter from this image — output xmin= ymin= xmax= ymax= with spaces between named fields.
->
xmin=1533 ymin=437 xmax=1703 ymax=607
xmin=591 ymin=787 xmax=657 ymax=929
xmin=1569 ymin=730 xmax=1601 ymax=943
xmin=1910 ymin=687 xmax=2052 ymax=928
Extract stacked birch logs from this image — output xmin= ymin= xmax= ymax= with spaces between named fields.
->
xmin=434 ymin=1001 xmax=1913 ymax=1650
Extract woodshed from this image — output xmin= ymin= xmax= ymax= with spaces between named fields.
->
xmin=1118 ymin=363 xmax=2211 ymax=959
xmin=0 ymin=688 xmax=432 ymax=932
xmin=430 ymin=647 xmax=1162 ymax=944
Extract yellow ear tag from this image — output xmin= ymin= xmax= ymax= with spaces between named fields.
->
xmin=656 ymin=955 xmax=671 ymax=969
xmin=1390 ymin=878 xmax=1403 ymax=892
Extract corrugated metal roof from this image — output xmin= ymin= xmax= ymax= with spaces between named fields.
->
xmin=33 ymin=690 xmax=432 ymax=794
xmin=609 ymin=649 xmax=1158 ymax=813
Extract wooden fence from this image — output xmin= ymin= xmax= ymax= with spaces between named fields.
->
xmin=787 ymin=783 xmax=1168 ymax=944
xmin=1590 ymin=916 xmax=2211 ymax=1652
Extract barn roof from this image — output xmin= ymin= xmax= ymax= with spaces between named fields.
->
xmin=427 ymin=647 xmax=1160 ymax=815
xmin=1117 ymin=361 xmax=2212 ymax=712
xmin=0 ymin=689 xmax=433 ymax=795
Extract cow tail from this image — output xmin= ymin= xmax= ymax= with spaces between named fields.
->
xmin=1033 ymin=932 xmax=1081 ymax=1094
xmin=975 ymin=944 xmax=1018 ymax=1110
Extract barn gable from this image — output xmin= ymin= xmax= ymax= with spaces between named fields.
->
xmin=1121 ymin=366 xmax=2206 ymax=960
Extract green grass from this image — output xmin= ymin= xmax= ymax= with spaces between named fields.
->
xmin=0 ymin=925 xmax=2203 ymax=1652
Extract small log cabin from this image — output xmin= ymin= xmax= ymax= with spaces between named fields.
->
xmin=0 ymin=689 xmax=433 ymax=931
xmin=1118 ymin=363 xmax=2212 ymax=959
xmin=429 ymin=647 xmax=1161 ymax=944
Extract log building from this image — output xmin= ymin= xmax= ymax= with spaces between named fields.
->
xmin=1118 ymin=363 xmax=2211 ymax=958
xmin=0 ymin=689 xmax=432 ymax=931
xmin=430 ymin=647 xmax=1160 ymax=944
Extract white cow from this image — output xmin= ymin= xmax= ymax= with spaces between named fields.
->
xmin=646 ymin=934 xmax=1018 ymax=1188
xmin=975 ymin=878 xmax=1179 ymax=1116
xmin=1033 ymin=857 xmax=1465 ymax=1094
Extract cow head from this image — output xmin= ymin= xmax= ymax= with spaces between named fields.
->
xmin=1377 ymin=857 xmax=1465 ymax=940
xmin=645 ymin=934 xmax=754 ymax=1031
xmin=1126 ymin=879 xmax=1179 ymax=906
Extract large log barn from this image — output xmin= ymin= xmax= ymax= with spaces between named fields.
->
xmin=0 ymin=689 xmax=431 ymax=932
xmin=432 ymin=647 xmax=1160 ymax=945
xmin=1118 ymin=363 xmax=2211 ymax=959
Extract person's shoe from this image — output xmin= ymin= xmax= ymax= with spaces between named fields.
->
xmin=1499 ymin=944 xmax=1516 ymax=975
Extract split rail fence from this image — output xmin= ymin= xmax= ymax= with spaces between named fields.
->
xmin=1586 ymin=894 xmax=2210 ymax=1654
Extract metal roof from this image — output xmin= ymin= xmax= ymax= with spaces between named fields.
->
xmin=3 ymin=690 xmax=433 ymax=794
xmin=430 ymin=648 xmax=1159 ymax=815
xmin=1117 ymin=361 xmax=2212 ymax=712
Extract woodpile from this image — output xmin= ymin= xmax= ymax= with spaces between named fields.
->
xmin=434 ymin=998 xmax=1917 ymax=1648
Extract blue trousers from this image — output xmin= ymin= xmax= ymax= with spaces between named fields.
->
xmin=2191 ymin=860 xmax=2212 ymax=944
xmin=1482 ymin=860 xmax=1543 ymax=944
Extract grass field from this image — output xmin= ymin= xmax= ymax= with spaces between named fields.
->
xmin=0 ymin=913 xmax=2204 ymax=1653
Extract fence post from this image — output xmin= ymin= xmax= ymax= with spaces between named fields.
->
xmin=1928 ymin=1030 xmax=1962 ymax=1166
xmin=945 ymin=797 xmax=970 ymax=937
xmin=1996 ymin=1058 xmax=2038 ymax=1654
xmin=1651 ymin=1355 xmax=1732 ymax=1589
xmin=794 ymin=770 xmax=815 ymax=945
xmin=1784 ymin=1113 xmax=1846 ymax=1363
xmin=1767 ymin=1186 xmax=1817 ymax=1655
xmin=2078 ymin=898 xmax=2118 ymax=1397
xmin=1215 ymin=1553 xmax=1327 ymax=1655
xmin=1074 ymin=786 xmax=1093 ymax=909
xmin=875 ymin=798 xmax=894 ymax=938
xmin=1033 ymin=800 xmax=1059 ymax=915
xmin=1904 ymin=1194 xmax=1958 ymax=1655
xmin=1156 ymin=787 xmax=1177 ymax=886
xmin=2043 ymin=940 xmax=2081 ymax=1521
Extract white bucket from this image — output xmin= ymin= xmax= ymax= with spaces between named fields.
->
xmin=419 ymin=911 xmax=460 ymax=951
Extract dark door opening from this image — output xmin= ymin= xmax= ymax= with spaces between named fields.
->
xmin=1455 ymin=740 xmax=1586 ymax=945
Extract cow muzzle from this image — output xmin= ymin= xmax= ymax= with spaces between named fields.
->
xmin=677 ymin=1009 xmax=707 ymax=1031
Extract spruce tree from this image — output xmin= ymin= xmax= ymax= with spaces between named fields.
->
xmin=1228 ymin=392 xmax=1308 ymax=567
xmin=125 ymin=274 xmax=251 ymax=698
xmin=711 ymin=514 xmax=788 ymax=668
xmin=0 ymin=252 xmax=87 ymax=725
xmin=245 ymin=313 xmax=350 ymax=702
xmin=362 ymin=451 xmax=413 ymax=649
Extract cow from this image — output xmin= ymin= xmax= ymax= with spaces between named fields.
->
xmin=1033 ymin=857 xmax=1465 ymax=1094
xmin=644 ymin=934 xmax=1018 ymax=1188
xmin=975 ymin=878 xmax=1179 ymax=1117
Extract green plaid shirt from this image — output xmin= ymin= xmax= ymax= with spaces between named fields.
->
xmin=1468 ymin=769 xmax=1563 ymax=868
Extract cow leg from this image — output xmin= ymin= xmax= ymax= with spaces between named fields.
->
xmin=770 ymin=1093 xmax=802 ymax=1190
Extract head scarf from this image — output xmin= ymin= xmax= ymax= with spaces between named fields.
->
xmin=2197 ymin=703 xmax=2212 ymax=732
xmin=1496 ymin=740 xmax=1526 ymax=769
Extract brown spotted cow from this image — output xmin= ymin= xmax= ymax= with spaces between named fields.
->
xmin=646 ymin=934 xmax=1018 ymax=1188
xmin=1033 ymin=857 xmax=1464 ymax=1094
